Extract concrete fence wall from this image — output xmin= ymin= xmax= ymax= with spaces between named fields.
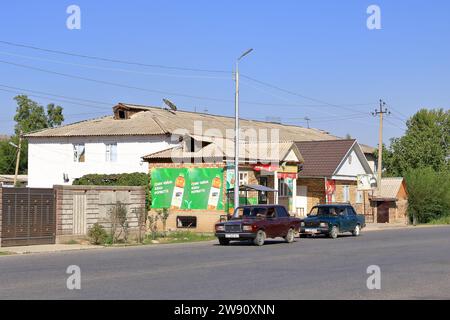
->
xmin=54 ymin=185 xmax=146 ymax=243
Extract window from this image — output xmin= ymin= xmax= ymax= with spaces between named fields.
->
xmin=356 ymin=190 xmax=363 ymax=204
xmin=239 ymin=172 xmax=248 ymax=195
xmin=176 ymin=216 xmax=197 ymax=228
xmin=278 ymin=178 xmax=292 ymax=197
xmin=342 ymin=185 xmax=350 ymax=202
xmin=73 ymin=144 xmax=85 ymax=162
xmin=276 ymin=206 xmax=289 ymax=218
xmin=105 ymin=143 xmax=117 ymax=162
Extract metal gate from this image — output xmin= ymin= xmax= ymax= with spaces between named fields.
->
xmin=1 ymin=188 xmax=56 ymax=247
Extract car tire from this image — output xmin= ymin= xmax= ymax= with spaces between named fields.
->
xmin=329 ymin=225 xmax=339 ymax=239
xmin=253 ymin=230 xmax=266 ymax=246
xmin=285 ymin=228 xmax=295 ymax=243
xmin=218 ymin=238 xmax=230 ymax=246
xmin=352 ymin=224 xmax=361 ymax=237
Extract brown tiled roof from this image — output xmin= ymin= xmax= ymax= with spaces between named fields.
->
xmin=296 ymin=139 xmax=356 ymax=177
xmin=25 ymin=103 xmax=340 ymax=142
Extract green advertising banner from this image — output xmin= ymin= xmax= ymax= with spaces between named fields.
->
xmin=151 ymin=168 xmax=224 ymax=210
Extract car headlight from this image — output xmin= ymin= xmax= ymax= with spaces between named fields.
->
xmin=301 ymin=222 xmax=305 ymax=227
xmin=242 ymin=225 xmax=253 ymax=231
xmin=320 ymin=222 xmax=328 ymax=227
xmin=216 ymin=225 xmax=225 ymax=231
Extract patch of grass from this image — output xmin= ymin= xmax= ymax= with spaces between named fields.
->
xmin=64 ymin=239 xmax=80 ymax=245
xmin=427 ymin=216 xmax=450 ymax=225
xmin=143 ymin=231 xmax=216 ymax=245
xmin=0 ymin=251 xmax=11 ymax=256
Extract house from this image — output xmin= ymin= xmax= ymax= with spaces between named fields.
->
xmin=143 ymin=138 xmax=304 ymax=232
xmin=294 ymin=139 xmax=375 ymax=220
xmin=370 ymin=177 xmax=408 ymax=224
xmin=25 ymin=103 xmax=347 ymax=188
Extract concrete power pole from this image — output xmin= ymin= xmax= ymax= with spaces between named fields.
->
xmin=13 ymin=131 xmax=23 ymax=187
xmin=372 ymin=100 xmax=390 ymax=191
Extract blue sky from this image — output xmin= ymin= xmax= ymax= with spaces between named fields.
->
xmin=0 ymin=0 xmax=449 ymax=146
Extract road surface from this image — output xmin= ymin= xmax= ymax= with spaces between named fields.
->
xmin=1 ymin=226 xmax=450 ymax=299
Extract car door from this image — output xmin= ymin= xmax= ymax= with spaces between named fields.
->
xmin=275 ymin=206 xmax=290 ymax=236
xmin=341 ymin=207 xmax=357 ymax=232
xmin=264 ymin=207 xmax=279 ymax=238
xmin=346 ymin=207 xmax=358 ymax=230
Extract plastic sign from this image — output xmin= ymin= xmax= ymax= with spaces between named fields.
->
xmin=357 ymin=174 xmax=377 ymax=191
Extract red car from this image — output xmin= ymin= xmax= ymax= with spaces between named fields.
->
xmin=215 ymin=205 xmax=301 ymax=246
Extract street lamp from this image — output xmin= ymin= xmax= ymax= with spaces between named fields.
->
xmin=234 ymin=48 xmax=253 ymax=211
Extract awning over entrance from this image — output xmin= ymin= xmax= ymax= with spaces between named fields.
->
xmin=227 ymin=184 xmax=278 ymax=193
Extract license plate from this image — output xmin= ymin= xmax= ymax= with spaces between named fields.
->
xmin=225 ymin=234 xmax=240 ymax=238
xmin=305 ymin=228 xmax=318 ymax=233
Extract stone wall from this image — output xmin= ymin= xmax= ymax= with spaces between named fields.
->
xmin=54 ymin=185 xmax=146 ymax=243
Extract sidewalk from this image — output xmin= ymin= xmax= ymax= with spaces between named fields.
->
xmin=364 ymin=223 xmax=445 ymax=232
xmin=0 ymin=244 xmax=104 ymax=255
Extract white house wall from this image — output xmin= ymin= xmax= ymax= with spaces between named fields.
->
xmin=27 ymin=135 xmax=176 ymax=188
xmin=333 ymin=149 xmax=370 ymax=179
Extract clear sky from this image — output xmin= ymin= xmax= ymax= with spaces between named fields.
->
xmin=0 ymin=0 xmax=449 ymax=147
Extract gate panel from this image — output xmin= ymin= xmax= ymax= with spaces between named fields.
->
xmin=1 ymin=188 xmax=56 ymax=247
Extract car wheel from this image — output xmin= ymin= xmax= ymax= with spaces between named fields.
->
xmin=253 ymin=230 xmax=266 ymax=246
xmin=285 ymin=228 xmax=295 ymax=243
xmin=352 ymin=224 xmax=361 ymax=237
xmin=218 ymin=238 xmax=230 ymax=245
xmin=329 ymin=225 xmax=339 ymax=239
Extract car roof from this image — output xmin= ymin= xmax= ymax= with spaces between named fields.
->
xmin=238 ymin=204 xmax=284 ymax=208
xmin=314 ymin=204 xmax=351 ymax=207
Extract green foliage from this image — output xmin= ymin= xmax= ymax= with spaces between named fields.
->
xmin=0 ymin=95 xmax=64 ymax=174
xmin=73 ymin=172 xmax=151 ymax=210
xmin=385 ymin=109 xmax=450 ymax=176
xmin=404 ymin=167 xmax=450 ymax=224
xmin=108 ymin=201 xmax=129 ymax=243
xmin=72 ymin=172 xmax=148 ymax=186
xmin=87 ymin=223 xmax=108 ymax=245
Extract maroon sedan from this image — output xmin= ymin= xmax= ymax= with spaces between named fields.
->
xmin=215 ymin=205 xmax=301 ymax=246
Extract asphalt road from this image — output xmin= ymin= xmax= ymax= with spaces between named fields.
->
xmin=1 ymin=226 xmax=450 ymax=300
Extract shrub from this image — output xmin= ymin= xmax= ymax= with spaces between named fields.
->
xmin=405 ymin=167 xmax=450 ymax=224
xmin=87 ymin=223 xmax=108 ymax=245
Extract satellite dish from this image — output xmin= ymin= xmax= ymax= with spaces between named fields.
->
xmin=163 ymin=98 xmax=177 ymax=111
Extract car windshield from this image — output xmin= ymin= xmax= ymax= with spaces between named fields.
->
xmin=234 ymin=207 xmax=268 ymax=219
xmin=309 ymin=206 xmax=343 ymax=216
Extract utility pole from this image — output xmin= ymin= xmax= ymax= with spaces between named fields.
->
xmin=234 ymin=48 xmax=253 ymax=212
xmin=372 ymin=100 xmax=390 ymax=191
xmin=13 ymin=131 xmax=23 ymax=187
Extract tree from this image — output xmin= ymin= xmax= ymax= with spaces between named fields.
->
xmin=0 ymin=95 xmax=64 ymax=174
xmin=385 ymin=109 xmax=449 ymax=176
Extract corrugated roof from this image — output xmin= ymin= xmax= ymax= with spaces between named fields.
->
xmin=25 ymin=103 xmax=341 ymax=142
xmin=296 ymin=139 xmax=356 ymax=177
xmin=143 ymin=140 xmax=303 ymax=163
xmin=372 ymin=177 xmax=404 ymax=200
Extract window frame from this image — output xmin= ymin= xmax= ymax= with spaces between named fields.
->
xmin=73 ymin=143 xmax=85 ymax=163
xmin=105 ymin=143 xmax=118 ymax=162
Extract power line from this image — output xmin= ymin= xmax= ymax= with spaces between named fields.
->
xmin=241 ymin=74 xmax=371 ymax=115
xmin=0 ymin=84 xmax=112 ymax=106
xmin=0 ymin=40 xmax=231 ymax=74
xmin=0 ymin=59 xmax=233 ymax=103
xmin=0 ymin=50 xmax=231 ymax=80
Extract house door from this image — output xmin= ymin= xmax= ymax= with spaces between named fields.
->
xmin=295 ymin=186 xmax=308 ymax=217
xmin=377 ymin=202 xmax=390 ymax=223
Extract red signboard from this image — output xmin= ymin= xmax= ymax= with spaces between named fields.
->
xmin=325 ymin=179 xmax=336 ymax=203
xmin=253 ymin=164 xmax=279 ymax=172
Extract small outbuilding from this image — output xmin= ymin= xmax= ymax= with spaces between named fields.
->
xmin=370 ymin=177 xmax=408 ymax=224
